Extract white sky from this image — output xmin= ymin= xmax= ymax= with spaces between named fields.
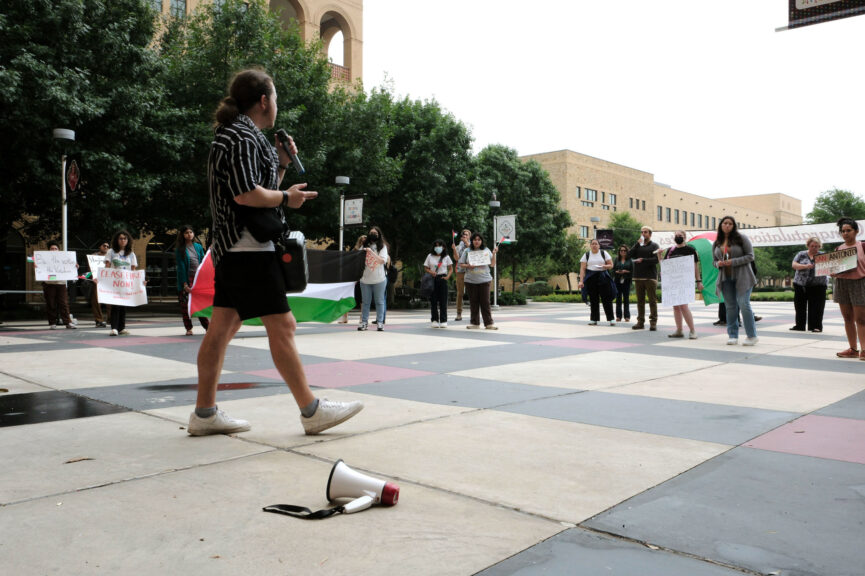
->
xmin=334 ymin=1 xmax=865 ymax=219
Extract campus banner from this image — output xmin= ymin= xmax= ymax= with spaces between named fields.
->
xmin=33 ymin=250 xmax=78 ymax=281
xmin=653 ymin=220 xmax=865 ymax=249
xmin=815 ymin=247 xmax=858 ymax=276
xmin=660 ymin=255 xmax=696 ymax=307
xmin=97 ymin=268 xmax=148 ymax=307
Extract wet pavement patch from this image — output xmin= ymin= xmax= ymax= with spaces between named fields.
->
xmin=0 ymin=390 xmax=129 ymax=427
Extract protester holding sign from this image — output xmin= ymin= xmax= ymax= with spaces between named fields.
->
xmin=104 ymin=230 xmax=138 ymax=336
xmin=89 ymin=242 xmax=109 ymax=327
xmin=459 ymin=232 xmax=498 ymax=330
xmin=663 ymin=231 xmax=702 ymax=339
xmin=175 ymin=225 xmax=210 ymax=336
xmin=790 ymin=237 xmax=826 ymax=333
xmin=713 ymin=216 xmax=758 ymax=346
xmin=39 ymin=241 xmax=77 ymax=330
xmin=831 ymin=217 xmax=865 ymax=360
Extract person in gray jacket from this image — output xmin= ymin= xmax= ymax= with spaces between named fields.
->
xmin=713 ymin=216 xmax=758 ymax=346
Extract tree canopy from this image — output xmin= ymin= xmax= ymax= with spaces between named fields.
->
xmin=807 ymin=188 xmax=865 ymax=224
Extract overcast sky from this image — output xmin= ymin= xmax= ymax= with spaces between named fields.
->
xmin=341 ymin=1 xmax=864 ymax=219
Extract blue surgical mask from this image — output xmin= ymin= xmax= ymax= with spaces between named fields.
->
xmin=434 ymin=246 xmax=443 ymax=254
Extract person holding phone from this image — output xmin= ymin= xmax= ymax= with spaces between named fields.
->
xmin=713 ymin=216 xmax=758 ymax=346
xmin=629 ymin=226 xmax=660 ymax=331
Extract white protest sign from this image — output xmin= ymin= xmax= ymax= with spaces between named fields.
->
xmin=97 ymin=268 xmax=148 ymax=307
xmin=815 ymin=247 xmax=858 ymax=276
xmin=467 ymin=250 xmax=491 ymax=267
xmin=660 ymin=255 xmax=696 ymax=307
xmin=87 ymin=255 xmax=106 ymax=279
xmin=33 ymin=251 xmax=78 ymax=281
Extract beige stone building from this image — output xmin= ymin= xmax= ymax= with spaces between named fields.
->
xmin=151 ymin=0 xmax=362 ymax=83
xmin=521 ymin=149 xmax=802 ymax=239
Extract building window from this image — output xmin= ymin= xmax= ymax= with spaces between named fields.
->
xmin=629 ymin=197 xmax=634 ymax=209
xmin=657 ymin=205 xmax=663 ymax=221
xmin=642 ymin=200 xmax=646 ymax=211
xmin=712 ymin=217 xmax=717 ymax=229
xmin=575 ymin=186 xmax=581 ymax=199
xmin=586 ymin=188 xmax=598 ymax=202
xmin=690 ymin=212 xmax=695 ymax=227
xmin=609 ymin=193 xmax=617 ymax=206
xmin=170 ymin=0 xmax=186 ymax=17
xmin=150 ymin=0 xmax=163 ymax=11
xmin=581 ymin=201 xmax=594 ymax=207
xmin=698 ymin=214 xmax=702 ymax=228
xmin=666 ymin=207 xmax=671 ymax=222
xmin=579 ymin=226 xmax=590 ymax=238
xmin=674 ymin=209 xmax=680 ymax=224
xmin=602 ymin=205 xmax=610 ymax=211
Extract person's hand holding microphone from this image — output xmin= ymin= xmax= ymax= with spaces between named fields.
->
xmin=274 ymin=129 xmax=316 ymax=208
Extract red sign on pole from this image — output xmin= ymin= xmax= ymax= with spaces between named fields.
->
xmin=66 ymin=159 xmax=80 ymax=192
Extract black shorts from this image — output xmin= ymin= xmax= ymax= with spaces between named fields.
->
xmin=214 ymin=252 xmax=290 ymax=321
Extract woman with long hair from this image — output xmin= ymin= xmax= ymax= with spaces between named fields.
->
xmin=831 ymin=217 xmax=865 ymax=359
xmin=664 ymin=230 xmax=702 ymax=339
xmin=790 ymin=237 xmax=827 ymax=333
xmin=459 ymin=232 xmax=499 ymax=329
xmin=712 ymin=216 xmax=758 ymax=346
xmin=358 ymin=226 xmax=390 ymax=331
xmin=612 ymin=244 xmax=633 ymax=322
xmin=104 ymin=229 xmax=137 ymax=336
xmin=577 ymin=239 xmax=615 ymax=326
xmin=175 ymin=225 xmax=210 ymax=336
xmin=425 ymin=238 xmax=453 ymax=328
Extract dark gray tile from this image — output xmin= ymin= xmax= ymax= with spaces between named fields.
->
xmin=498 ymin=391 xmax=798 ymax=445
xmin=0 ymin=390 xmax=129 ymax=427
xmin=477 ymin=528 xmax=747 ymax=576
xmin=371 ymin=342 xmax=588 ymax=372
xmin=816 ymin=389 xmax=865 ymax=420
xmin=584 ymin=447 xmax=865 ymax=576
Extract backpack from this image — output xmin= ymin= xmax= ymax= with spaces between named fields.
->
xmin=419 ymin=273 xmax=434 ymax=298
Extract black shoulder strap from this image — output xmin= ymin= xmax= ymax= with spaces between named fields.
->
xmin=263 ymin=504 xmax=344 ymax=520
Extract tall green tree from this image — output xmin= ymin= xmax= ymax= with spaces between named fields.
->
xmin=608 ymin=211 xmax=644 ymax=249
xmin=0 ymin=0 xmax=185 ymax=243
xmin=807 ymin=188 xmax=865 ymax=224
xmin=548 ymin=233 xmax=586 ymax=292
xmin=475 ymin=145 xmax=572 ymax=290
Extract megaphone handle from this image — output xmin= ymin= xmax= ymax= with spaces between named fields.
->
xmin=343 ymin=495 xmax=374 ymax=514
xmin=262 ymin=504 xmax=344 ymax=520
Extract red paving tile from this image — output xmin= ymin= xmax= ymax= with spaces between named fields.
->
xmin=247 ymin=360 xmax=433 ymax=388
xmin=745 ymin=414 xmax=865 ymax=465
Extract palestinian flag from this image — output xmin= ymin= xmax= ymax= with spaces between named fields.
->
xmin=659 ymin=233 xmax=720 ymax=305
xmin=497 ymin=236 xmax=515 ymax=245
xmin=189 ymin=249 xmax=366 ymax=324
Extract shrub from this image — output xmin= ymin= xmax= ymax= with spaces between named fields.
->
xmin=527 ymin=281 xmax=553 ymax=296
xmin=498 ymin=291 xmax=527 ymax=305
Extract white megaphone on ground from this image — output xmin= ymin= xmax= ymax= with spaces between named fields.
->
xmin=326 ymin=459 xmax=399 ymax=514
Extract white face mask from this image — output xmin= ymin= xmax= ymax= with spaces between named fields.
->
xmin=434 ymin=246 xmax=443 ymax=254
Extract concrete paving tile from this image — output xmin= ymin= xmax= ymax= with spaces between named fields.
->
xmin=816 ymin=389 xmax=865 ymax=420
xmin=451 ymin=351 xmax=720 ymax=391
xmin=745 ymin=414 xmax=865 ymax=464
xmin=527 ymin=338 xmax=641 ymax=351
xmin=0 ymin=372 xmax=52 ymax=395
xmin=348 ymin=374 xmax=569 ymax=409
xmin=0 ymin=348 xmax=218 ymax=389
xmin=247 ymin=360 xmax=434 ymax=388
xmin=146 ymin=389 xmax=468 ymax=449
xmin=77 ymin=335 xmax=190 ymax=347
xmin=299 ymin=410 xmax=729 ymax=523
xmin=0 ymin=411 xmax=270 ymax=505
xmin=608 ymin=362 xmax=865 ymax=412
xmin=499 ymin=391 xmax=797 ymax=445
xmin=0 ymin=334 xmax=45 ymax=346
xmin=584 ymin=448 xmax=865 ymax=576
xmin=230 ymin=330 xmax=508 ymax=360
xmin=0 ymin=451 xmax=561 ymax=576
xmin=369 ymin=342 xmax=581 ymax=372
xmin=484 ymin=320 xmax=582 ymax=338
xmin=477 ymin=527 xmax=749 ymax=576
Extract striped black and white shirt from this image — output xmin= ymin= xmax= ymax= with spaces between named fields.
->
xmin=207 ymin=114 xmax=281 ymax=265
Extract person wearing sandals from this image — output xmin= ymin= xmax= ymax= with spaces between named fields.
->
xmin=577 ymin=239 xmax=615 ymax=326
xmin=425 ymin=239 xmax=453 ymax=328
xmin=831 ymin=217 xmax=865 ymax=360
xmin=612 ymin=245 xmax=633 ymax=322
xmin=175 ymin=225 xmax=210 ymax=336
xmin=790 ymin=237 xmax=826 ymax=333
xmin=663 ymin=230 xmax=701 ymax=339
xmin=459 ymin=232 xmax=498 ymax=330
xmin=713 ymin=216 xmax=758 ymax=346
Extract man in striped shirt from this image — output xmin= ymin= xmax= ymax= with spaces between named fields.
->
xmin=188 ymin=68 xmax=363 ymax=437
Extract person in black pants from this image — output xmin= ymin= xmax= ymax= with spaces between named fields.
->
xmin=790 ymin=237 xmax=827 ymax=332
xmin=578 ymin=239 xmax=615 ymax=326
xmin=424 ymin=239 xmax=453 ymax=328
xmin=612 ymin=245 xmax=633 ymax=322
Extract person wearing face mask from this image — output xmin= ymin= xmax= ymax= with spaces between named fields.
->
xmin=358 ymin=226 xmax=390 ymax=331
xmin=425 ymin=239 xmax=453 ymax=328
xmin=663 ymin=231 xmax=702 ymax=339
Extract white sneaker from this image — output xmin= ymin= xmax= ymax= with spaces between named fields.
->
xmin=689 ymin=332 xmax=698 ymax=340
xmin=439 ymin=322 xmax=447 ymax=328
xmin=301 ymin=398 xmax=364 ymax=435
xmin=49 ymin=324 xmax=58 ymax=330
xmin=187 ymin=409 xmax=251 ymax=436
xmin=110 ymin=329 xmax=119 ymax=337
xmin=609 ymin=320 xmax=616 ymax=326
xmin=431 ymin=321 xmax=440 ymax=328
xmin=727 ymin=338 xmax=738 ymax=345
xmin=743 ymin=337 xmax=759 ymax=347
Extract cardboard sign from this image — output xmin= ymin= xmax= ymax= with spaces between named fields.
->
xmin=661 ymin=255 xmax=696 ymax=307
xmin=33 ymin=251 xmax=78 ymax=281
xmin=87 ymin=254 xmax=106 ymax=279
xmin=97 ymin=268 xmax=148 ymax=307
xmin=815 ymin=247 xmax=858 ymax=276
xmin=467 ymin=250 xmax=491 ymax=267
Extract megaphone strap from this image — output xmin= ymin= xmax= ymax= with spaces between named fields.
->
xmin=262 ymin=504 xmax=344 ymax=520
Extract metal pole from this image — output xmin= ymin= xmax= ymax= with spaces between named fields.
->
xmin=339 ymin=192 xmax=344 ymax=250
xmin=61 ymin=153 xmax=68 ymax=251
xmin=492 ymin=214 xmax=499 ymax=310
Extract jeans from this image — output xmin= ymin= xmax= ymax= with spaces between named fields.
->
xmin=360 ymin=280 xmax=387 ymax=325
xmin=720 ymin=279 xmax=756 ymax=339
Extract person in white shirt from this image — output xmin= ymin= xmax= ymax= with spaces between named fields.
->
xmin=424 ymin=239 xmax=453 ymax=328
xmin=358 ymin=226 xmax=390 ymax=332
xmin=104 ymin=230 xmax=138 ymax=336
xmin=578 ymin=239 xmax=615 ymax=325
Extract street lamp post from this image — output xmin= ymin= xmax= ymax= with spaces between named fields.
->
xmin=489 ymin=192 xmax=500 ymax=310
xmin=336 ymin=176 xmax=350 ymax=250
xmin=53 ymin=128 xmax=76 ymax=251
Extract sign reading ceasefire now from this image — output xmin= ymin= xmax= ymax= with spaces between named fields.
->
xmin=97 ymin=268 xmax=148 ymax=307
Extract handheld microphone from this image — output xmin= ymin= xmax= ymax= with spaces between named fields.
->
xmin=276 ymin=129 xmax=305 ymax=175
